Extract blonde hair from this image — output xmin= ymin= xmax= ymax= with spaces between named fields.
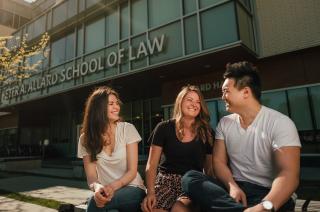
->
xmin=172 ymin=85 xmax=213 ymax=144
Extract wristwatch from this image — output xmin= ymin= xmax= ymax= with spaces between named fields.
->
xmin=261 ymin=200 xmax=275 ymax=212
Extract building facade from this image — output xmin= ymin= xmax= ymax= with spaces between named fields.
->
xmin=0 ymin=0 xmax=319 ymax=159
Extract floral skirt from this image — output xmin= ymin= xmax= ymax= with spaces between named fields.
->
xmin=154 ymin=171 xmax=184 ymax=210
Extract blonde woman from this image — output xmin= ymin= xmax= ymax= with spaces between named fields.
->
xmin=78 ymin=86 xmax=145 ymax=212
xmin=142 ymin=85 xmax=214 ymax=212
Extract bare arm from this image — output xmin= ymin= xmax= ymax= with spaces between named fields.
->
xmin=142 ymin=145 xmax=162 ymax=212
xmin=145 ymin=145 xmax=162 ymax=194
xmin=83 ymin=155 xmax=99 ymax=188
xmin=204 ymin=154 xmax=214 ymax=177
xmin=83 ymin=155 xmax=109 ymax=207
xmin=109 ymin=142 xmax=139 ymax=191
xmin=213 ymin=139 xmax=247 ymax=206
xmin=262 ymin=147 xmax=300 ymax=210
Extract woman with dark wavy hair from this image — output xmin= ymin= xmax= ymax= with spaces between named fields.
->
xmin=78 ymin=86 xmax=145 ymax=212
xmin=141 ymin=85 xmax=214 ymax=212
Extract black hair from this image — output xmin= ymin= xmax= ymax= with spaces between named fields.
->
xmin=224 ymin=61 xmax=261 ymax=101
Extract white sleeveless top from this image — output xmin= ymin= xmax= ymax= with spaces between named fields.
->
xmin=78 ymin=122 xmax=145 ymax=190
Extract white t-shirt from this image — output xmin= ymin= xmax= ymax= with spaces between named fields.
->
xmin=78 ymin=122 xmax=145 ymax=190
xmin=215 ymin=106 xmax=301 ymax=187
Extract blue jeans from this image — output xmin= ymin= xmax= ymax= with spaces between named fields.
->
xmin=86 ymin=186 xmax=145 ymax=212
xmin=182 ymin=170 xmax=295 ymax=212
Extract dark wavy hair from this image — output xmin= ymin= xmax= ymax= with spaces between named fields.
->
xmin=81 ymin=86 xmax=122 ymax=162
xmin=172 ymin=85 xmax=213 ymax=145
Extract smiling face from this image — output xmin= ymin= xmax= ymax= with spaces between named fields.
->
xmin=221 ymin=78 xmax=244 ymax=113
xmin=107 ymin=94 xmax=120 ymax=123
xmin=181 ymin=91 xmax=201 ymax=119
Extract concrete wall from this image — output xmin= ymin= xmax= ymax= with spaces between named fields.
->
xmin=255 ymin=0 xmax=320 ymax=57
xmin=0 ymin=25 xmax=15 ymax=37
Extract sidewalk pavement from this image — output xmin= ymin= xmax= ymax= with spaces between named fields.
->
xmin=0 ymin=169 xmax=92 ymax=211
xmin=1 ymin=168 xmax=320 ymax=212
xmin=0 ymin=196 xmax=56 ymax=212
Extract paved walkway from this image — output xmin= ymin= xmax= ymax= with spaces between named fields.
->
xmin=0 ymin=169 xmax=320 ymax=211
xmin=295 ymin=199 xmax=320 ymax=212
xmin=0 ymin=175 xmax=92 ymax=206
xmin=0 ymin=196 xmax=56 ymax=212
xmin=0 ymin=170 xmax=92 ymax=211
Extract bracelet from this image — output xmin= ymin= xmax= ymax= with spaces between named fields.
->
xmin=89 ymin=182 xmax=97 ymax=192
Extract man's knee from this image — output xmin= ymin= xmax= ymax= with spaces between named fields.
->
xmin=182 ymin=170 xmax=206 ymax=194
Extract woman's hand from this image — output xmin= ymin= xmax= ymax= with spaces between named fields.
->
xmin=141 ymin=193 xmax=156 ymax=212
xmin=102 ymin=184 xmax=115 ymax=201
xmin=93 ymin=183 xmax=108 ymax=208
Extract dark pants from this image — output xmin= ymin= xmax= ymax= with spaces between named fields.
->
xmin=87 ymin=186 xmax=145 ymax=212
xmin=182 ymin=170 xmax=295 ymax=212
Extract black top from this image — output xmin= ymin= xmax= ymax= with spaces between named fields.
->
xmin=148 ymin=119 xmax=213 ymax=175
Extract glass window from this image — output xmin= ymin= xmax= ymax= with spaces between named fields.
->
xmin=150 ymin=22 xmax=182 ymax=64
xmin=50 ymin=32 xmax=74 ymax=67
xmin=237 ymin=4 xmax=255 ymax=51
xmin=184 ymin=15 xmax=199 ymax=54
xmin=132 ymin=100 xmax=142 ymax=148
xmin=200 ymin=0 xmax=224 ymax=8
xmin=183 ymin=0 xmax=197 ymax=15
xmin=120 ymin=2 xmax=129 ymax=39
xmin=131 ymin=34 xmax=148 ymax=70
xmin=83 ymin=50 xmax=105 ymax=83
xmin=85 ymin=18 xmax=105 ymax=53
xmin=105 ymin=45 xmax=118 ymax=76
xmin=79 ymin=0 xmax=85 ymax=12
xmin=120 ymin=40 xmax=129 ymax=73
xmin=148 ymin=0 xmax=180 ymax=28
xmin=217 ymin=99 xmax=229 ymax=119
xmin=68 ymin=0 xmax=77 ymax=18
xmin=106 ymin=7 xmax=119 ymax=45
xmin=86 ymin=0 xmax=102 ymax=8
xmin=287 ymin=88 xmax=313 ymax=130
xmin=143 ymin=100 xmax=151 ymax=154
xmin=47 ymin=11 xmax=52 ymax=30
xmin=77 ymin=27 xmax=84 ymax=56
xmin=131 ymin=0 xmax=147 ymax=35
xmin=53 ymin=1 xmax=67 ymax=27
xmin=261 ymin=91 xmax=289 ymax=116
xmin=65 ymin=33 xmax=75 ymax=61
xmin=26 ymin=23 xmax=34 ymax=41
xmin=51 ymin=37 xmax=65 ymax=67
xmin=121 ymin=102 xmax=132 ymax=122
xmin=33 ymin=15 xmax=46 ymax=38
xmin=310 ymin=86 xmax=320 ymax=129
xmin=201 ymin=2 xmax=238 ymax=50
xmin=207 ymin=101 xmax=218 ymax=129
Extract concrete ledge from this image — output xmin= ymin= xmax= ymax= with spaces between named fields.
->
xmin=74 ymin=204 xmax=86 ymax=212
xmin=0 ymin=159 xmax=41 ymax=171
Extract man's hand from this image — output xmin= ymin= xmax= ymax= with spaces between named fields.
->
xmin=244 ymin=203 xmax=265 ymax=212
xmin=141 ymin=193 xmax=157 ymax=212
xmin=229 ymin=184 xmax=247 ymax=207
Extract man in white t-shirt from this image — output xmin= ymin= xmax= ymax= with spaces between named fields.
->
xmin=182 ymin=61 xmax=301 ymax=211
